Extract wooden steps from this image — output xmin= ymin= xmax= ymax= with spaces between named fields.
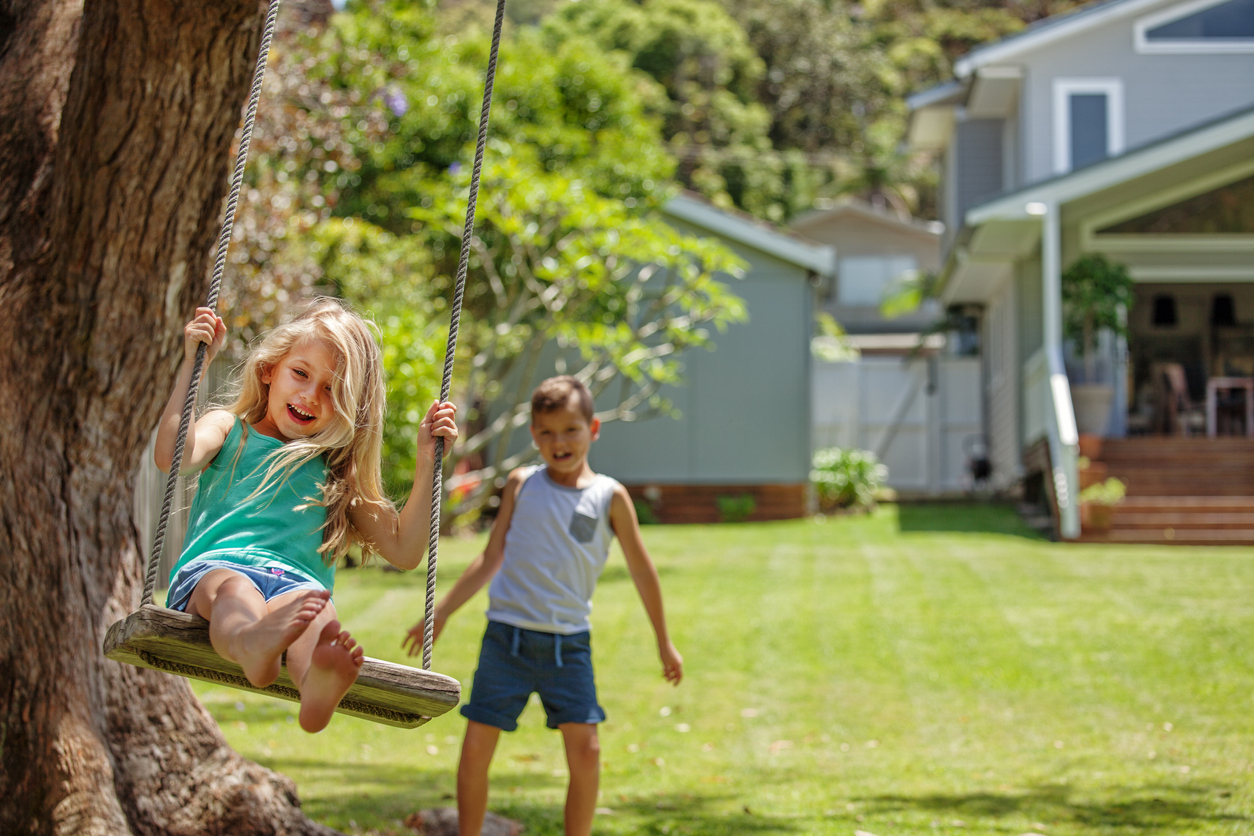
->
xmin=1079 ymin=439 xmax=1254 ymax=545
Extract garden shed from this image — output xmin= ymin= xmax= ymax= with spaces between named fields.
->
xmin=590 ymin=193 xmax=836 ymax=522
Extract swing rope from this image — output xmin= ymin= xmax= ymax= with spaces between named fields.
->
xmin=139 ymin=0 xmax=508 ymax=679
xmin=142 ymin=0 xmax=283 ymax=610
xmin=423 ymin=0 xmax=507 ymax=671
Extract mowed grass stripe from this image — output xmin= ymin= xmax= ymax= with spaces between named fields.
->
xmin=192 ymin=506 xmax=1254 ymax=835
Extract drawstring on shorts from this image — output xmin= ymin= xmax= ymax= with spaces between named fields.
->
xmin=506 ymin=625 xmax=564 ymax=667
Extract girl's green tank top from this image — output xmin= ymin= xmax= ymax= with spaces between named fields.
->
xmin=168 ymin=417 xmax=333 ymax=591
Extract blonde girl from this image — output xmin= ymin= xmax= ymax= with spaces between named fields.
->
xmin=155 ymin=298 xmax=457 ymax=733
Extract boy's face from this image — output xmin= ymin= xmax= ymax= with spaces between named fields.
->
xmin=530 ymin=398 xmax=600 ymax=477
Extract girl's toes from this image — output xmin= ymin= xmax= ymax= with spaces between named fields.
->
xmin=318 ymin=619 xmax=342 ymax=643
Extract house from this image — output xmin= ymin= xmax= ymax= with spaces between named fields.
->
xmin=909 ymin=0 xmax=1254 ymax=540
xmin=790 ymin=200 xmax=987 ymax=497
xmin=587 ymin=194 xmax=835 ymax=522
xmin=790 ymin=198 xmax=944 ymax=347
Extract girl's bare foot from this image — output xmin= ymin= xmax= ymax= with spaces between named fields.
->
xmin=299 ymin=619 xmax=364 ymax=732
xmin=231 ymin=590 xmax=330 ymax=687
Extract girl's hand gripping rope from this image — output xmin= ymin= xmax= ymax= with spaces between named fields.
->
xmin=417 ymin=400 xmax=459 ymax=461
xmin=185 ymin=306 xmax=226 ymax=366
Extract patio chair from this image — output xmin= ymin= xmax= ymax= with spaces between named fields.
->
xmin=1153 ymin=362 xmax=1205 ymax=436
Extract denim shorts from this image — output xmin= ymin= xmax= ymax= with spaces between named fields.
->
xmin=166 ymin=559 xmax=326 ymax=613
xmin=461 ymin=620 xmax=606 ymax=731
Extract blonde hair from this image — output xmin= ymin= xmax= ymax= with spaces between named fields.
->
xmin=227 ymin=297 xmax=390 ymax=564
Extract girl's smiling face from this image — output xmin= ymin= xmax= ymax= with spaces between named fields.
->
xmin=254 ymin=338 xmax=340 ymax=442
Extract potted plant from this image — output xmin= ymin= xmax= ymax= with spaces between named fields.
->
xmin=1062 ymin=254 xmax=1134 ymax=437
xmin=1079 ymin=476 xmax=1126 ymax=531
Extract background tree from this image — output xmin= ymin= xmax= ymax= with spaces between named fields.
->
xmin=225 ymin=0 xmax=749 ymax=512
xmin=400 ymin=160 xmax=747 ymax=518
xmin=0 ymin=0 xmax=341 ymax=832
xmin=543 ymin=0 xmax=793 ymax=218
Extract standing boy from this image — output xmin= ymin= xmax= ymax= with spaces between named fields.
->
xmin=404 ymin=375 xmax=683 ymax=836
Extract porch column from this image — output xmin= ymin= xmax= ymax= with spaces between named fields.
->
xmin=1039 ymin=201 xmax=1081 ymax=539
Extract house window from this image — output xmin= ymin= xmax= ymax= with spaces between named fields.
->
xmin=837 ymin=256 xmax=918 ymax=306
xmin=1153 ymin=294 xmax=1179 ymax=327
xmin=1053 ymin=79 xmax=1124 ymax=174
xmin=1135 ymin=0 xmax=1254 ymax=53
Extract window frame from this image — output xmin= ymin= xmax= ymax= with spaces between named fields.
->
xmin=836 ymin=255 xmax=919 ymax=307
xmin=1134 ymin=0 xmax=1254 ymax=54
xmin=1052 ymin=78 xmax=1125 ymax=175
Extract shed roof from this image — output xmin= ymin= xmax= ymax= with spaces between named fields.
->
xmin=663 ymin=193 xmax=837 ymax=278
xmin=789 ymin=198 xmax=943 ymax=239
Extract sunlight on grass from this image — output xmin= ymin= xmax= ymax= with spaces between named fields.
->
xmin=193 ymin=504 xmax=1254 ymax=835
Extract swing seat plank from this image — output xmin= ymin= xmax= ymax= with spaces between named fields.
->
xmin=104 ymin=605 xmax=460 ymax=729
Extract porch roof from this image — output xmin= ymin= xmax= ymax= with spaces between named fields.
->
xmin=942 ymin=104 xmax=1254 ymax=302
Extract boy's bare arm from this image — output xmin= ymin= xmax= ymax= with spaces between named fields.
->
xmin=609 ymin=486 xmax=683 ymax=685
xmin=402 ymin=468 xmax=525 ymax=655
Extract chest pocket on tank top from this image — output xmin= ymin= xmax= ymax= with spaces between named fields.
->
xmin=568 ymin=510 xmax=599 ymax=544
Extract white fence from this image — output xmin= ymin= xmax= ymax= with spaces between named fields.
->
xmin=813 ymin=355 xmax=984 ymax=495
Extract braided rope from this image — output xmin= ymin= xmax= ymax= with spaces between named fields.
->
xmin=422 ymin=0 xmax=508 ymax=671
xmin=135 ymin=650 xmax=429 ymax=726
xmin=142 ymin=0 xmax=283 ymax=606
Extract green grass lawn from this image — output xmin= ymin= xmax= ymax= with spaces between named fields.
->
xmin=193 ymin=504 xmax=1254 ymax=835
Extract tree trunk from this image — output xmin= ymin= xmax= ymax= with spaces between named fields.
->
xmin=0 ymin=0 xmax=342 ymax=833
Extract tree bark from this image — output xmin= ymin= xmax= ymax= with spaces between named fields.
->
xmin=0 ymin=0 xmax=342 ymax=833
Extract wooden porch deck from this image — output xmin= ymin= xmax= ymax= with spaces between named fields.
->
xmin=1079 ymin=438 xmax=1254 ymax=545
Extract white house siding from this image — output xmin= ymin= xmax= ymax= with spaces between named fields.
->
xmin=1015 ymin=1 xmax=1254 ymax=184
xmin=985 ymin=277 xmax=1021 ymax=488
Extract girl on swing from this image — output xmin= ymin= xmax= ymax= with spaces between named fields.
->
xmin=156 ymin=299 xmax=457 ymax=733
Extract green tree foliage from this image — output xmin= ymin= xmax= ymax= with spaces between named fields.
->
xmin=315 ymin=4 xmax=676 ymax=226
xmin=544 ymin=0 xmax=798 ymax=218
xmin=406 ymin=158 xmax=747 ymax=516
xmin=226 ymin=0 xmax=748 ymax=508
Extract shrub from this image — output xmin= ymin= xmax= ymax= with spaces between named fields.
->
xmin=633 ymin=498 xmax=660 ymax=525
xmin=716 ymin=493 xmax=756 ymax=523
xmin=811 ymin=447 xmax=887 ymax=511
xmin=1079 ymin=477 xmax=1127 ymax=506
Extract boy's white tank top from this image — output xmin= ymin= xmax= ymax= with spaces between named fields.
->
xmin=485 ymin=465 xmax=619 ymax=635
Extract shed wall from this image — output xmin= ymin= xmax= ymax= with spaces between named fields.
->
xmin=591 ymin=242 xmax=813 ymax=485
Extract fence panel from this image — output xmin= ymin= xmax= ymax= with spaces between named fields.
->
xmin=813 ymin=356 xmax=983 ymax=495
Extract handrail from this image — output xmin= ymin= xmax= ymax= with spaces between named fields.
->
xmin=1044 ymin=345 xmax=1080 ymax=539
xmin=1040 ymin=202 xmax=1080 ymax=539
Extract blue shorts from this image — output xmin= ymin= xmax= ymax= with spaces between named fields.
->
xmin=166 ymin=560 xmax=326 ymax=613
xmin=461 ymin=621 xmax=606 ymax=731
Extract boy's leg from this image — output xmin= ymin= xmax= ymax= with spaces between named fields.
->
xmin=280 ymin=597 xmax=364 ymax=733
xmin=457 ymin=720 xmax=502 ymax=836
xmin=558 ymin=723 xmax=600 ymax=836
xmin=187 ymin=568 xmax=329 ymax=688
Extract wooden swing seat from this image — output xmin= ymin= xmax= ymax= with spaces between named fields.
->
xmin=104 ymin=605 xmax=460 ymax=729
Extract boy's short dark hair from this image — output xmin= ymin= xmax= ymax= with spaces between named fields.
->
xmin=531 ymin=376 xmax=594 ymax=423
